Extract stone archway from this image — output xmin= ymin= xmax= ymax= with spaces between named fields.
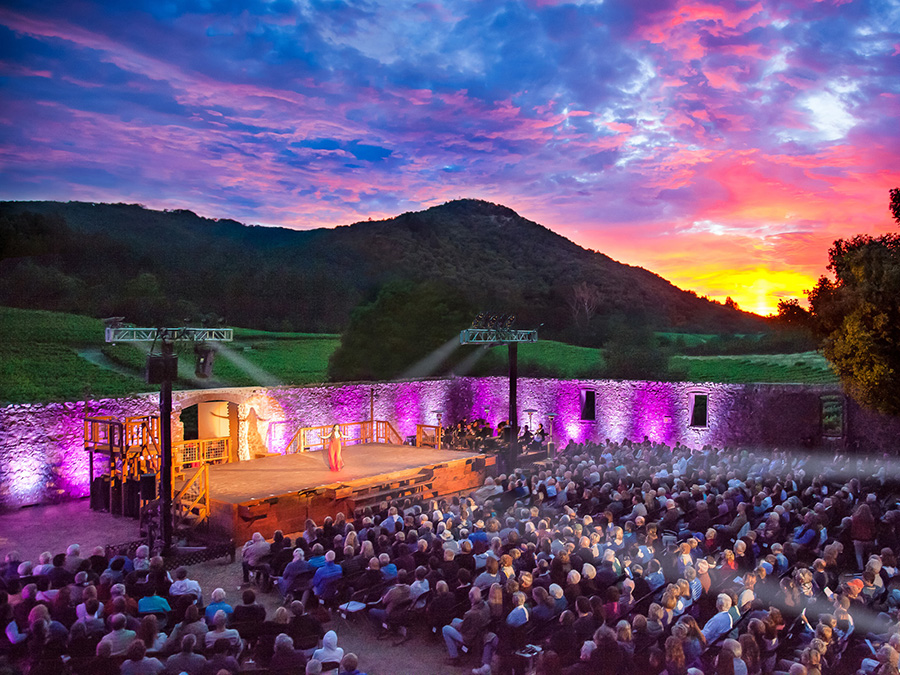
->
xmin=172 ymin=388 xmax=289 ymax=461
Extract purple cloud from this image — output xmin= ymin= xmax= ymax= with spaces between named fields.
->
xmin=0 ymin=0 xmax=898 ymax=314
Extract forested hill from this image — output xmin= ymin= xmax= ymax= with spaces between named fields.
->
xmin=0 ymin=199 xmax=765 ymax=340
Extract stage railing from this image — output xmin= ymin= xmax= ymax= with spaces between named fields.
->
xmin=173 ymin=464 xmax=209 ymax=530
xmin=284 ymin=420 xmax=405 ymax=454
xmin=85 ymin=415 xmax=162 ymax=502
xmin=416 ymin=424 xmax=443 ymax=449
xmin=172 ymin=437 xmax=230 ymax=479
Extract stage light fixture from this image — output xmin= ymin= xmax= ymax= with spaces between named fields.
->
xmin=194 ymin=343 xmax=217 ymax=378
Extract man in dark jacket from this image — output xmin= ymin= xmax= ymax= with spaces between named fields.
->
xmin=441 ymin=587 xmax=491 ymax=665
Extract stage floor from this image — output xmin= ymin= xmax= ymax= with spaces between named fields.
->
xmin=207 ymin=444 xmax=481 ymax=504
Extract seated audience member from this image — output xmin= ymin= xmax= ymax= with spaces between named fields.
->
xmin=312 ymin=630 xmax=344 ymax=674
xmin=168 ymin=567 xmax=202 ymax=604
xmin=165 ymin=604 xmax=208 ymax=652
xmin=164 ymin=634 xmax=206 ymax=675
xmin=230 ymin=588 xmax=266 ymax=624
xmin=99 ymin=613 xmax=137 ymax=656
xmin=136 ymin=613 xmax=166 ymax=653
xmin=241 ymin=532 xmax=271 ymax=584
xmin=339 ymin=652 xmax=367 ymax=675
xmin=120 ymin=638 xmax=164 ymax=675
xmin=269 ymin=633 xmax=308 ymax=674
xmin=203 ymin=588 xmax=233 ymax=624
xmin=279 ymin=548 xmax=311 ymax=596
xmin=204 ymin=610 xmax=242 ymax=655
xmin=202 ymin=638 xmax=241 ymax=674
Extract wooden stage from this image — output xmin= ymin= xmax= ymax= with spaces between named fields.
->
xmin=206 ymin=444 xmax=495 ymax=542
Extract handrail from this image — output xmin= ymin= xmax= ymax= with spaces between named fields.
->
xmin=84 ymin=416 xmax=123 ymax=450
xmin=376 ymin=420 xmax=404 ymax=446
xmin=172 ymin=437 xmax=230 ymax=477
xmin=283 ymin=420 xmax=405 ymax=454
xmin=173 ymin=464 xmax=209 ymax=529
xmin=416 ymin=424 xmax=441 ymax=449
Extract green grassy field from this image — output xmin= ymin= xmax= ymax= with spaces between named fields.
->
xmin=673 ymin=352 xmax=838 ymax=385
xmin=517 ymin=340 xmax=605 ymax=378
xmin=0 ymin=307 xmax=150 ymax=403
xmin=0 ymin=307 xmax=839 ymax=404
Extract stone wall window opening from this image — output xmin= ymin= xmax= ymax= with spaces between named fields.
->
xmin=689 ymin=392 xmax=709 ymax=429
xmin=821 ymin=395 xmax=844 ymax=438
xmin=580 ymin=389 xmax=596 ymax=421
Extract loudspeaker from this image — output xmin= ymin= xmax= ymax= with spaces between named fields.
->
xmin=146 ymin=354 xmax=178 ymax=384
xmin=123 ymin=479 xmax=141 ymax=518
xmin=109 ymin=482 xmax=123 ymax=515
xmin=140 ymin=473 xmax=157 ymax=501
xmin=90 ymin=476 xmax=110 ymax=511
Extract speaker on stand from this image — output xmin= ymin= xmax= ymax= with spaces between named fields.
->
xmin=140 ymin=473 xmax=157 ymax=501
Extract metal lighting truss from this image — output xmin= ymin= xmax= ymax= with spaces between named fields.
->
xmin=459 ymin=328 xmax=538 ymax=345
xmin=105 ymin=327 xmax=233 ymax=343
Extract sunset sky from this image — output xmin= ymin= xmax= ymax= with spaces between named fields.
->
xmin=1 ymin=0 xmax=898 ymax=315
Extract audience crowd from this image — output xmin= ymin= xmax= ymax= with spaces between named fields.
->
xmin=3 ymin=434 xmax=900 ymax=675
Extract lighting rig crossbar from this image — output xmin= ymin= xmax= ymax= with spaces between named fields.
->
xmin=459 ymin=313 xmax=539 ymax=465
xmin=105 ymin=327 xmax=233 ymax=343
xmin=459 ymin=328 xmax=538 ymax=345
xmin=101 ymin=323 xmax=232 ymax=555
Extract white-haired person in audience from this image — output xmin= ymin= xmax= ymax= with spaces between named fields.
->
xmin=203 ymin=588 xmax=233 ymax=624
xmin=269 ymin=632 xmax=307 ymax=673
xmin=702 ymin=594 xmax=735 ymax=644
xmin=204 ymin=609 xmax=242 ymax=655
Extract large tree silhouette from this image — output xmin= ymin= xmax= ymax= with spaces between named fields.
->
xmin=807 ymin=190 xmax=900 ymax=415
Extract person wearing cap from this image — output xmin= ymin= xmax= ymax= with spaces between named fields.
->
xmin=440 ymin=527 xmax=459 ymax=554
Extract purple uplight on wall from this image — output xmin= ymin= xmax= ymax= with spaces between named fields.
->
xmin=627 ymin=384 xmax=678 ymax=446
xmin=1 ymin=377 xmax=851 ymax=507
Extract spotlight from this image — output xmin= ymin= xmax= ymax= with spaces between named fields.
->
xmin=194 ymin=343 xmax=217 ymax=378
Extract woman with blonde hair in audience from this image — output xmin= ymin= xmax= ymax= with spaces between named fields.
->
xmin=674 ymin=579 xmax=693 ymax=617
xmin=799 ymin=646 xmax=822 ymax=675
xmin=615 ymin=619 xmax=634 ymax=659
xmin=488 ymin=582 xmax=505 ymax=621
xmin=660 ymin=587 xmax=678 ymax=629
xmin=647 ymin=603 xmax=666 ymax=642
xmin=359 ymin=540 xmax=375 ymax=562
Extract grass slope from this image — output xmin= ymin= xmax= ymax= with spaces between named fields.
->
xmin=0 ymin=307 xmax=838 ymax=404
xmin=0 ymin=307 xmax=150 ymax=404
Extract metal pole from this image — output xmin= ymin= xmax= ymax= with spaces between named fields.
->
xmin=508 ymin=342 xmax=518 ymax=463
xmin=159 ymin=340 xmax=174 ymax=554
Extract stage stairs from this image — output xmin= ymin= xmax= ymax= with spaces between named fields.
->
xmin=85 ymin=415 xmax=162 ymax=518
xmin=85 ymin=415 xmax=223 ymax=533
xmin=172 ymin=465 xmax=210 ymax=533
xmin=326 ymin=466 xmax=439 ymax=512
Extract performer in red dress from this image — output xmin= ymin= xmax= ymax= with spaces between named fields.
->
xmin=326 ymin=424 xmax=344 ymax=471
